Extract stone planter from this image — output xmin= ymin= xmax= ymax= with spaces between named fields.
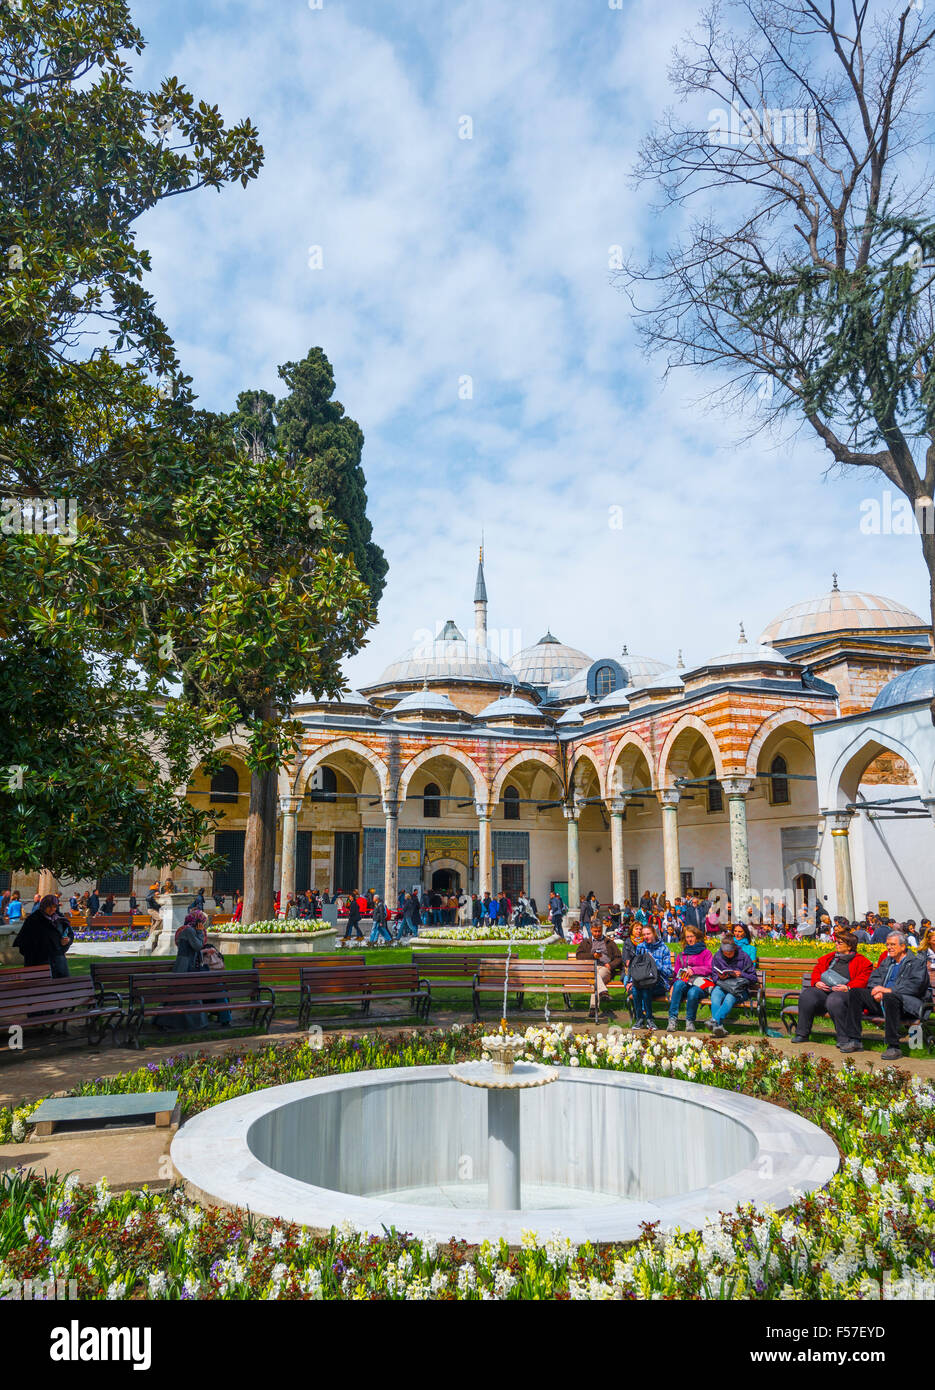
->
xmin=212 ymin=928 xmax=336 ymax=957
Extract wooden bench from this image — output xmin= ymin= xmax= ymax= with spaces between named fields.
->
xmin=473 ymin=960 xmax=599 ymax=1021
xmin=251 ymin=955 xmax=367 ymax=1007
xmin=90 ymin=960 xmax=176 ymax=1010
xmin=127 ymin=969 xmax=275 ymax=1039
xmin=0 ymin=976 xmax=122 ymax=1046
xmin=414 ymin=952 xmax=497 ymax=998
xmin=0 ymin=964 xmax=52 ymax=987
xmin=778 ymin=967 xmax=935 ymax=1047
xmin=298 ymin=964 xmax=430 ymax=1027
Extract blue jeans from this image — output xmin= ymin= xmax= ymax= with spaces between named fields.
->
xmin=369 ymin=923 xmax=393 ymax=944
xmin=668 ymin=979 xmax=704 ymax=1021
xmin=630 ymin=983 xmax=666 ymax=1022
xmin=343 ymin=922 xmax=363 ymax=939
xmin=710 ymin=984 xmax=746 ymax=1023
xmin=398 ymin=919 xmax=418 ymax=938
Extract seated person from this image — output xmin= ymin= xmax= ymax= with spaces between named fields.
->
xmin=791 ymin=929 xmax=872 ymax=1049
xmin=667 ymin=925 xmax=713 ymax=1032
xmin=624 ymin=923 xmax=674 ymax=1029
xmin=708 ymin=934 xmax=758 ymax=1037
xmin=844 ymin=930 xmax=931 ymax=1060
xmin=576 ymin=916 xmax=622 ymax=1013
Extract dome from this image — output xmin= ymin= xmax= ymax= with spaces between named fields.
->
xmin=296 ymin=688 xmax=372 ymax=709
xmin=508 ymin=631 xmax=592 ymax=686
xmin=619 ymin=652 xmax=674 ymax=686
xmin=555 ymin=705 xmax=584 ymax=726
xmin=630 ymin=670 xmax=685 ymax=694
xmin=871 ymin=663 xmax=935 ymax=711
xmin=548 ymin=652 xmax=671 ymax=703
xmin=373 ymin=618 xmax=515 ymax=687
xmin=597 ymin=687 xmax=634 ymax=711
xmin=476 ymin=694 xmax=543 ymax=722
xmin=698 ymin=625 xmax=789 ymax=671
xmin=389 ymin=687 xmax=463 ymax=718
xmin=761 ymin=582 xmax=927 ymax=644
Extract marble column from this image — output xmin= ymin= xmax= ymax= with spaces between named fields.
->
xmin=609 ymin=798 xmax=628 ymax=907
xmin=827 ymin=810 xmax=855 ymax=922
xmin=476 ymin=802 xmax=493 ymax=896
xmin=564 ymin=805 xmax=580 ymax=917
xmin=278 ymin=795 xmax=303 ymax=908
xmin=722 ymin=777 xmax=755 ymax=919
xmin=383 ymin=798 xmax=399 ymax=909
xmin=657 ymin=789 xmax=681 ymax=904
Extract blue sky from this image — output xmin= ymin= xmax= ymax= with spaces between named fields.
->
xmin=133 ymin=0 xmax=933 ymax=688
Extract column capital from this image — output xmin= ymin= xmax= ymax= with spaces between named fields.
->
xmin=563 ymin=803 xmax=580 ymax=822
xmin=721 ymin=777 xmax=755 ymax=798
xmin=475 ymin=801 xmax=492 ymax=820
xmin=824 ymin=809 xmax=855 ymax=834
xmin=278 ymin=794 xmax=302 ymax=816
xmin=608 ymin=797 xmax=629 ymax=816
xmin=381 ymin=797 xmax=400 ymax=818
xmin=657 ymin=787 xmax=680 ymax=807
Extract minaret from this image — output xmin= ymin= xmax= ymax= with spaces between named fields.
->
xmin=474 ymin=539 xmax=488 ymax=651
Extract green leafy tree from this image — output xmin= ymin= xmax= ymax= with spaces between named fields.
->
xmin=231 ymin=348 xmax=388 ymax=604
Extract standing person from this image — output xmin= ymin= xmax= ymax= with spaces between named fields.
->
xmin=68 ymin=892 xmax=79 ymax=913
xmin=497 ymin=891 xmax=510 ymax=925
xmin=577 ymin=916 xmax=622 ymax=1015
xmin=145 ymin=882 xmax=161 ymax=930
xmin=844 ymin=930 xmax=932 ymax=1061
xmin=128 ymin=891 xmax=139 ymax=916
xmin=682 ymin=895 xmax=706 ymax=935
xmin=666 ymin=925 xmax=714 ymax=1032
xmin=343 ymin=891 xmax=363 ymax=942
xmin=213 ymin=889 xmax=226 ymax=910
xmin=580 ymin=893 xmax=595 ymax=939
xmin=639 ymin=889 xmax=653 ymax=921
xmin=6 ymin=891 xmax=23 ymax=924
xmin=548 ymin=888 xmax=566 ymax=939
xmin=0 ymin=890 xmax=9 ymax=924
xmin=707 ymin=934 xmax=758 ymax=1037
xmin=190 ymin=886 xmax=205 ymax=913
xmin=85 ymin=886 xmax=100 ymax=925
xmin=704 ymin=900 xmax=721 ymax=936
xmin=790 ymin=929 xmax=873 ymax=1049
xmin=100 ymin=893 xmax=116 ymax=915
xmin=13 ymin=894 xmax=74 ymax=978
xmin=232 ymin=892 xmax=244 ymax=923
xmin=624 ymin=922 xmax=674 ymax=1029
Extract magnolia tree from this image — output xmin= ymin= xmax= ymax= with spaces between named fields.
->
xmin=622 ymin=0 xmax=935 ymax=620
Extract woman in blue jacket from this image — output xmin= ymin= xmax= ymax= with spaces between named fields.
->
xmin=709 ymin=934 xmax=758 ymax=1036
xmin=624 ymin=923 xmax=674 ymax=1029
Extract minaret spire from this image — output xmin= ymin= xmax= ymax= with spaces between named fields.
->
xmin=473 ymin=536 xmax=488 ymax=651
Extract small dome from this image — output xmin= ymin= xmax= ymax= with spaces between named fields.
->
xmin=555 ymin=705 xmax=584 ymax=726
xmin=597 ymin=687 xmax=633 ymax=711
xmin=373 ymin=619 xmax=515 ymax=687
xmin=630 ymin=670 xmax=685 ymax=694
xmin=509 ymin=632 xmax=592 ymax=686
xmin=548 ymin=652 xmax=671 ymax=703
xmin=477 ymin=694 xmax=543 ymax=721
xmin=390 ymin=688 xmax=463 ymax=718
xmin=761 ymin=582 xmax=927 ymax=644
xmin=296 ymin=688 xmax=372 ymax=709
xmin=871 ymin=663 xmax=935 ymax=711
xmin=699 ymin=624 xmax=789 ymax=670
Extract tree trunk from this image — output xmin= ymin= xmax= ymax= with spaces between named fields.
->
xmin=242 ymin=763 xmax=278 ymax=925
xmin=923 ymin=524 xmax=935 ymax=639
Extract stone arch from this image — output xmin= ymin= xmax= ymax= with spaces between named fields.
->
xmin=744 ymin=707 xmax=818 ymax=779
xmin=658 ymin=714 xmax=725 ymax=785
xmin=293 ymin=739 xmax=389 ymax=798
xmin=825 ymin=726 xmax=927 ymax=810
xmin=569 ymin=746 xmax=603 ymax=800
xmin=490 ymin=749 xmax=564 ymax=802
xmin=605 ymin=731 xmax=656 ymax=798
xmin=397 ymin=744 xmax=488 ymax=802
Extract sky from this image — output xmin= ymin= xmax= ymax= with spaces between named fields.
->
xmin=132 ymin=0 xmax=934 ymax=688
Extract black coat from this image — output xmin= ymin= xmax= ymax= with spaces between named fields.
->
xmin=14 ymin=909 xmax=71 ymax=976
xmin=867 ymin=951 xmax=931 ymax=1017
xmin=346 ymin=898 xmax=361 ymax=927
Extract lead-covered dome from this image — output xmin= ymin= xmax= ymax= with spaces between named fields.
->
xmin=508 ymin=631 xmax=591 ymax=686
xmin=373 ymin=619 xmax=515 ymax=687
xmin=871 ymin=663 xmax=935 ymax=711
xmin=761 ymin=584 xmax=927 ymax=644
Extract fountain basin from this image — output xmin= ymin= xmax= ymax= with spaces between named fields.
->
xmin=170 ymin=1064 xmax=838 ymax=1244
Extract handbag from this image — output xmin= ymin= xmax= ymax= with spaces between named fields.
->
xmin=819 ymin=967 xmax=848 ymax=989
xmin=202 ymin=945 xmax=225 ymax=971
xmin=716 ymin=974 xmax=748 ymax=997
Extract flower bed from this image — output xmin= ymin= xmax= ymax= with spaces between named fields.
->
xmin=419 ymin=925 xmax=551 ymax=942
xmin=71 ymin=927 xmax=150 ymax=943
xmin=1 ymin=1027 xmax=934 ymax=1299
xmin=217 ymin=920 xmax=326 ymax=936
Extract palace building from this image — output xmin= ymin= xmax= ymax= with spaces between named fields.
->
xmin=10 ymin=557 xmax=935 ymax=922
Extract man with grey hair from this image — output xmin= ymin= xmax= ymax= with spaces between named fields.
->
xmin=843 ymin=930 xmax=931 ymax=1060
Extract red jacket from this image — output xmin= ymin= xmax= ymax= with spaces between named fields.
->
xmin=809 ymin=951 xmax=872 ymax=989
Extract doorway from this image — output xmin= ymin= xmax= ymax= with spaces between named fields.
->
xmin=431 ymin=868 xmax=460 ymax=894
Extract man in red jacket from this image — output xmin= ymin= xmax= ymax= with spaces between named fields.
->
xmin=791 ymin=929 xmax=872 ymax=1049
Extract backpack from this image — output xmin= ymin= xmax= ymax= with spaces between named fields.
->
xmin=629 ymin=950 xmax=659 ymax=988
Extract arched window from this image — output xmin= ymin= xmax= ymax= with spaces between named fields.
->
xmin=770 ymin=755 xmax=790 ymax=804
xmin=706 ymin=779 xmax=723 ymax=814
xmin=309 ymin=766 xmax=337 ymax=802
xmin=594 ymin=665 xmax=616 ymax=697
xmin=210 ymin=765 xmax=239 ymax=804
xmin=503 ymin=785 xmax=520 ymax=820
xmin=423 ymin=782 xmax=441 ymax=818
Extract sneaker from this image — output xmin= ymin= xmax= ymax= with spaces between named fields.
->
xmin=881 ymin=1046 xmax=903 ymax=1062
xmin=712 ymin=1023 xmax=727 ymax=1038
xmin=666 ymin=1018 xmax=677 ymax=1032
xmin=685 ymin=1021 xmax=696 ymax=1032
xmin=643 ymin=1018 xmax=656 ymax=1031
xmin=790 ymin=1036 xmax=808 ymax=1044
xmin=839 ymin=1041 xmax=863 ymax=1053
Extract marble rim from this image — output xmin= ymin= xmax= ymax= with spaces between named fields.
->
xmin=169 ymin=1065 xmax=840 ymax=1245
xmin=449 ymin=1061 xmax=560 ymax=1089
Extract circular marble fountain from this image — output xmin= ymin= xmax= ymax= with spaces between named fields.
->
xmin=170 ymin=1063 xmax=839 ymax=1245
